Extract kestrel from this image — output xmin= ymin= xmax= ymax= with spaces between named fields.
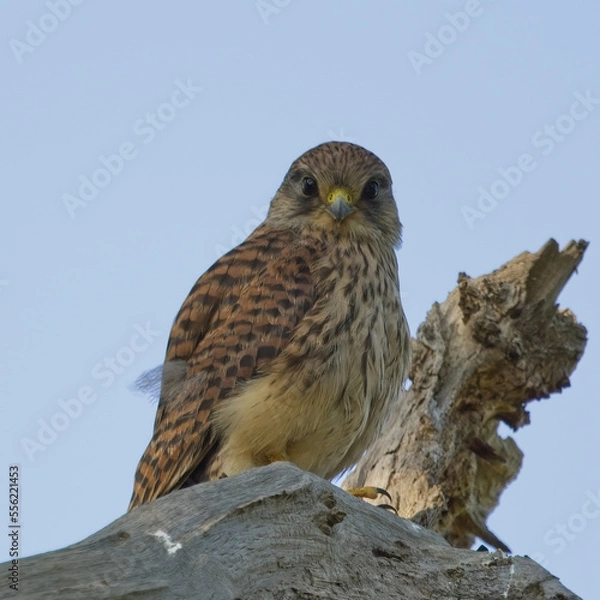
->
xmin=128 ymin=141 xmax=411 ymax=510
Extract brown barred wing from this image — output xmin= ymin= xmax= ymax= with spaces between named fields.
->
xmin=128 ymin=226 xmax=318 ymax=509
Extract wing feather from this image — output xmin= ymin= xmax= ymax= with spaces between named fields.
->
xmin=128 ymin=226 xmax=319 ymax=509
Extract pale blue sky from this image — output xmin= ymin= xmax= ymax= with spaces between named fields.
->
xmin=1 ymin=2 xmax=598 ymax=597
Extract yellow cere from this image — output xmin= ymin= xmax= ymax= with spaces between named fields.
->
xmin=327 ymin=188 xmax=353 ymax=205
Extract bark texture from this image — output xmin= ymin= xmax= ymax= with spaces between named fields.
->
xmin=3 ymin=463 xmax=581 ymax=599
xmin=344 ymin=238 xmax=588 ymax=552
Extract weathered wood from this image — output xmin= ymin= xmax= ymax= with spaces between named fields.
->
xmin=345 ymin=239 xmax=588 ymax=552
xmin=2 ymin=463 xmax=580 ymax=599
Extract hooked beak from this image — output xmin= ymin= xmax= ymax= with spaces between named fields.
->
xmin=326 ymin=188 xmax=355 ymax=222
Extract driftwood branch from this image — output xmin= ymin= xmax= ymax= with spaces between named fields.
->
xmin=3 ymin=463 xmax=581 ymax=599
xmin=344 ymin=238 xmax=588 ymax=552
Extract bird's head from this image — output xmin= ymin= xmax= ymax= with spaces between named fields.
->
xmin=268 ymin=142 xmax=402 ymax=248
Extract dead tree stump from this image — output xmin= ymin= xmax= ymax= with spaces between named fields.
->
xmin=345 ymin=239 xmax=588 ymax=552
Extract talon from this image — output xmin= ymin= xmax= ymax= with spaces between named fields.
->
xmin=374 ymin=487 xmax=393 ymax=502
xmin=377 ymin=503 xmax=397 ymax=514
xmin=347 ymin=486 xmax=393 ymax=502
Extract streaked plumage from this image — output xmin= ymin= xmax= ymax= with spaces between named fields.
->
xmin=128 ymin=142 xmax=410 ymax=510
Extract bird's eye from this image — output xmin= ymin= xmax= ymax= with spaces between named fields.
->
xmin=301 ymin=177 xmax=318 ymax=197
xmin=362 ymin=180 xmax=379 ymax=200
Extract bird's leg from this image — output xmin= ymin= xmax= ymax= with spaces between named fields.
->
xmin=346 ymin=486 xmax=396 ymax=512
xmin=347 ymin=486 xmax=391 ymax=500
